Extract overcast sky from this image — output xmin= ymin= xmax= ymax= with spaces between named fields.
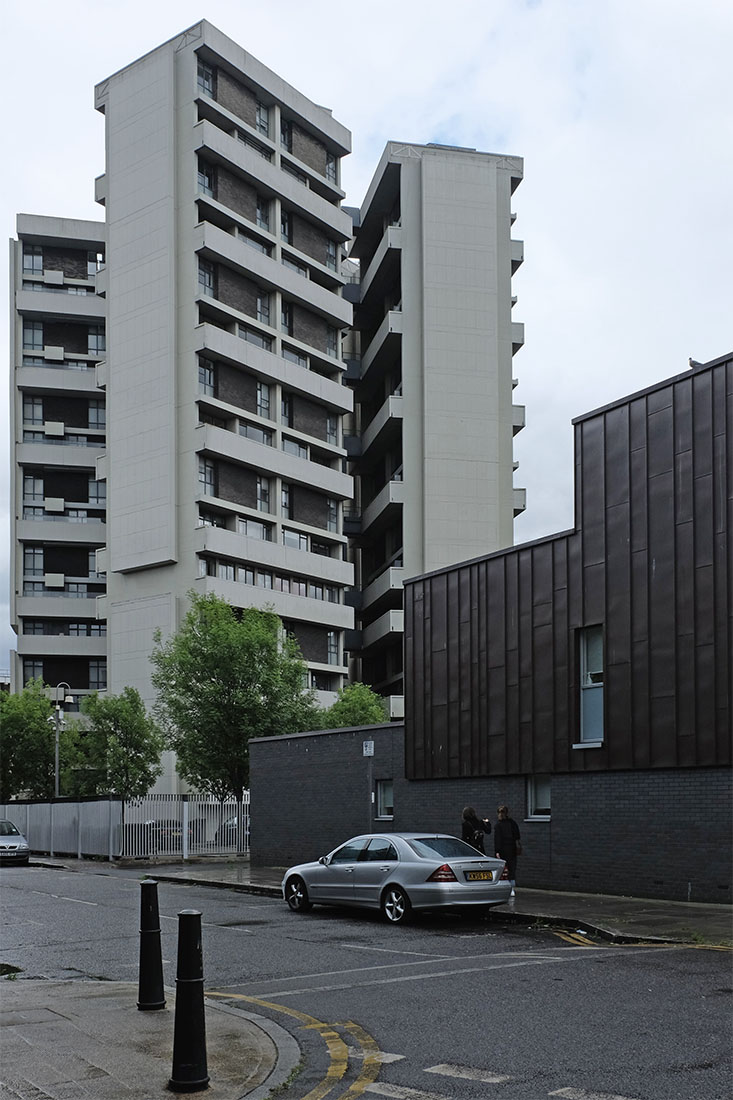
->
xmin=2 ymin=0 xmax=731 ymax=670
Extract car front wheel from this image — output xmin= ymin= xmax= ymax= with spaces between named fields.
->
xmin=285 ymin=875 xmax=312 ymax=912
xmin=382 ymin=885 xmax=411 ymax=924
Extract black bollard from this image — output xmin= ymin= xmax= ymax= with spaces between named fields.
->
xmin=138 ymin=879 xmax=165 ymax=1011
xmin=168 ymin=910 xmax=209 ymax=1093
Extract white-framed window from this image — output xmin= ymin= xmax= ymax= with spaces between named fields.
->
xmin=255 ymin=194 xmax=270 ymax=231
xmin=282 ymin=437 xmax=307 ymax=460
xmin=198 ymin=162 xmax=214 ymax=197
xmin=376 ymin=779 xmax=394 ymax=819
xmin=325 ymin=239 xmax=337 ymax=271
xmin=326 ymin=326 xmax=339 ymax=358
xmin=327 ymin=630 xmax=339 ymax=666
xmin=89 ymin=659 xmax=107 ymax=691
xmin=23 ymin=396 xmax=43 ymax=425
xmin=256 ymin=476 xmax=271 ymax=513
xmin=282 ymin=346 xmax=307 ymax=368
xmin=198 ymin=259 xmax=215 ymax=297
xmin=239 ymin=325 xmax=273 ymax=351
xmin=23 ymin=321 xmax=43 ymax=350
xmin=527 ymin=776 xmax=551 ymax=819
xmin=256 ymin=100 xmax=269 ymax=136
xmin=23 ymin=244 xmax=43 ymax=274
xmin=88 ymin=325 xmax=105 ymax=356
xmin=24 ymin=546 xmax=43 ymax=576
xmin=325 ymin=150 xmax=337 ymax=183
xmin=197 ymin=60 xmax=214 ymax=97
xmin=239 ymin=422 xmax=273 ymax=446
xmin=282 ymin=528 xmax=308 ymax=551
xmin=256 ymin=293 xmax=270 ymax=326
xmin=326 ymin=498 xmax=338 ymax=532
xmin=237 ymin=517 xmax=272 ymax=541
xmin=257 ymin=571 xmax=273 ymax=589
xmin=579 ymin=624 xmax=604 ymax=745
xmin=88 ymin=399 xmax=105 ymax=429
xmin=256 ymin=381 xmax=270 ymax=418
xmin=199 ymin=457 xmax=216 ymax=495
xmin=199 ymin=357 xmax=215 ymax=396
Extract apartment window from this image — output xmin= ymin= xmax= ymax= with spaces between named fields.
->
xmin=88 ymin=325 xmax=105 ymax=356
xmin=282 ymin=346 xmax=307 ymax=369
xmin=198 ymin=259 xmax=215 ymax=298
xmin=89 ymin=659 xmax=107 ymax=691
xmin=239 ymin=422 xmax=273 ymax=446
xmin=311 ymin=539 xmax=332 ymax=557
xmin=327 ymin=630 xmax=339 ymax=666
xmin=255 ymin=194 xmax=270 ymax=231
xmin=528 ymin=776 xmax=551 ymax=819
xmin=240 ymin=566 xmax=255 ymax=585
xmin=239 ymin=325 xmax=273 ymax=351
xmin=311 ymin=671 xmax=333 ymax=691
xmin=88 ymin=478 xmax=106 ymax=503
xmin=282 ymin=255 xmax=308 ymax=277
xmin=256 ymin=381 xmax=271 ymax=418
xmin=23 ymin=396 xmax=43 ymax=425
xmin=199 ymin=357 xmax=216 ymax=396
xmin=197 ymin=60 xmax=215 ymax=97
xmin=217 ymin=561 xmax=236 ymax=581
xmin=256 ymin=293 xmax=271 ymax=326
xmin=23 ymin=321 xmax=43 ymax=350
xmin=325 ymin=150 xmax=337 ymax=183
xmin=326 ymin=586 xmax=338 ymax=603
xmin=281 ymin=483 xmax=291 ymax=518
xmin=88 ymin=399 xmax=105 ymax=429
xmin=24 ymin=547 xmax=43 ymax=576
xmin=280 ymin=209 xmax=292 ymax=243
xmin=376 ymin=780 xmax=394 ymax=819
xmin=240 ymin=231 xmax=271 ymax=256
xmin=256 ymin=476 xmax=271 ymax=513
xmin=24 ymin=659 xmax=43 ymax=685
xmin=199 ymin=510 xmax=225 ymax=528
xmin=280 ymin=301 xmax=293 ymax=335
xmin=255 ymin=101 xmax=269 ymax=136
xmin=238 ymin=131 xmax=272 ymax=161
xmin=326 ymin=414 xmax=338 ymax=446
xmin=325 ymin=239 xmax=337 ymax=271
xmin=280 ymin=117 xmax=292 ymax=151
xmin=282 ymin=437 xmax=307 ymax=460
xmin=88 ymin=550 xmax=99 ymax=579
xmin=199 ymin=457 xmax=216 ymax=495
xmin=23 ymin=244 xmax=43 ymax=274
xmin=326 ymin=326 xmax=339 ymax=358
xmin=281 ymin=393 xmax=293 ymax=427
xmin=579 ymin=625 xmax=604 ymax=744
xmin=326 ymin=498 xmax=338 ymax=532
xmin=24 ymin=475 xmax=43 ymax=501
xmin=237 ymin=517 xmax=272 ymax=541
xmin=198 ymin=162 xmax=215 ymax=197
xmin=282 ymin=528 xmax=308 ymax=551
xmin=87 ymin=251 xmax=103 ymax=276
xmin=257 ymin=571 xmax=273 ymax=589
xmin=282 ymin=163 xmax=307 ymax=186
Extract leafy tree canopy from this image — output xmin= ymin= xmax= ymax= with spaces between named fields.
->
xmin=150 ymin=592 xmax=317 ymax=798
xmin=313 ymin=682 xmax=388 ymax=730
xmin=0 ymin=679 xmax=54 ymax=801
xmin=78 ymin=688 xmax=164 ymax=801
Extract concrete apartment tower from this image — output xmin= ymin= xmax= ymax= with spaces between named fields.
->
xmin=9 ymin=23 xmax=525 ymax=786
xmin=345 ymin=143 xmax=525 ymax=709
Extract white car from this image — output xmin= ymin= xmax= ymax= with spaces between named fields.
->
xmin=0 ymin=820 xmax=30 ymax=865
xmin=282 ymin=832 xmax=510 ymax=924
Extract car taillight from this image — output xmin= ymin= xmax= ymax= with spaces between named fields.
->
xmin=500 ymin=862 xmax=509 ymax=880
xmin=427 ymin=863 xmax=458 ymax=882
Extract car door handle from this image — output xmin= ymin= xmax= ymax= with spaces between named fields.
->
xmin=378 ymin=865 xmax=390 ymax=871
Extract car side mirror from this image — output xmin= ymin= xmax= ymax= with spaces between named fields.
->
xmin=318 ymin=855 xmax=329 ymax=865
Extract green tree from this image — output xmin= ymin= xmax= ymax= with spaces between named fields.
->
xmin=314 ymin=682 xmax=388 ymax=730
xmin=78 ymin=688 xmax=164 ymax=800
xmin=150 ymin=592 xmax=317 ymax=798
xmin=0 ymin=678 xmax=54 ymax=801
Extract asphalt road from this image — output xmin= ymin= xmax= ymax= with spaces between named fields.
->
xmin=2 ymin=864 xmax=731 ymax=1100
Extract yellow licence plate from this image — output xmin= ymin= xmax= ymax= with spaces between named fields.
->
xmin=466 ymin=870 xmax=493 ymax=881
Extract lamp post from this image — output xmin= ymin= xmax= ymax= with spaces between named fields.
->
xmin=54 ymin=682 xmax=73 ymax=798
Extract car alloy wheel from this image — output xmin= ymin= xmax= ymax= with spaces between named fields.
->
xmin=285 ymin=875 xmax=311 ymax=912
xmin=382 ymin=885 xmax=411 ymax=924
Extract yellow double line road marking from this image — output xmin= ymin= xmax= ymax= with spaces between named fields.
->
xmin=553 ymin=931 xmax=595 ymax=946
xmin=208 ymin=991 xmax=382 ymax=1099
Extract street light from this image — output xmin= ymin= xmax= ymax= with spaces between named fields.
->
xmin=54 ymin=682 xmax=74 ymax=798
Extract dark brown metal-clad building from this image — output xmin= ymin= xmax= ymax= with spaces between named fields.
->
xmin=404 ymin=353 xmax=732 ymax=780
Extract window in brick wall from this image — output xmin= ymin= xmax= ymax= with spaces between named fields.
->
xmin=23 ymin=245 xmax=43 ymax=274
xmin=527 ymin=776 xmax=551 ymax=819
xmin=376 ymin=779 xmax=394 ymax=819
xmin=197 ymin=60 xmax=215 ymax=98
xmin=256 ymin=101 xmax=269 ymax=136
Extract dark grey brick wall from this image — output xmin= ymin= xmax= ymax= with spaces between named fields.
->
xmin=218 ymin=365 xmax=256 ymax=413
xmin=292 ymin=124 xmax=327 ymax=176
xmin=289 ymin=622 xmax=328 ymax=663
xmin=293 ymin=215 xmax=329 ymax=265
xmin=293 ymin=305 xmax=328 ymax=352
xmin=217 ymin=169 xmax=257 ymax=222
xmin=42 ymin=247 xmax=88 ymax=280
xmin=293 ymin=485 xmax=327 ymax=528
xmin=43 ymin=322 xmax=88 ymax=353
xmin=218 ymin=268 xmax=259 ymax=318
xmin=250 ymin=725 xmax=732 ymax=903
xmin=293 ymin=394 xmax=326 ymax=440
xmin=44 ymin=396 xmax=89 ymax=428
xmin=216 ymin=71 xmax=257 ymax=127
xmin=218 ymin=461 xmax=256 ymax=508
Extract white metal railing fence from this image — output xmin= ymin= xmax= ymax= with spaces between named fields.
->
xmin=0 ymin=792 xmax=249 ymax=861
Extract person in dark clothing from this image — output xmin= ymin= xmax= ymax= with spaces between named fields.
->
xmin=494 ymin=804 xmax=521 ymax=895
xmin=461 ymin=806 xmax=492 ymax=854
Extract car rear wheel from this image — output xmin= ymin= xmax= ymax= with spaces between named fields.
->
xmin=382 ymin=885 xmax=411 ymax=924
xmin=285 ymin=875 xmax=312 ymax=912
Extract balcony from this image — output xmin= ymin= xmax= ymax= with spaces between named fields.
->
xmin=512 ymin=405 xmax=526 ymax=436
xmin=361 ymin=566 xmax=404 ymax=611
xmin=511 ymin=239 xmax=524 ymax=274
xmin=16 ymin=287 xmax=105 ymax=321
xmin=362 ymin=479 xmax=405 ymax=532
xmin=193 ymin=525 xmax=353 ymax=587
xmin=362 ymin=609 xmax=404 ymax=649
xmin=197 ymin=575 xmax=353 ymax=629
xmin=359 ymin=225 xmax=402 ymax=304
xmin=360 ymin=395 xmax=404 ymax=457
xmin=361 ymin=311 xmax=403 ymax=381
xmin=511 ymin=322 xmax=525 ymax=356
xmin=513 ymin=487 xmax=527 ymax=517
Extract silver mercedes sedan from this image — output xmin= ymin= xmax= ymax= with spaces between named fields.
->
xmin=282 ymin=832 xmax=510 ymax=924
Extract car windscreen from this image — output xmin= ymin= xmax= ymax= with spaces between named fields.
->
xmin=0 ymin=822 xmax=20 ymax=836
xmin=407 ymin=836 xmax=482 ymax=859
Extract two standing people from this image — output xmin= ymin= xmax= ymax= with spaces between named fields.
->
xmin=461 ymin=806 xmax=492 ymax=854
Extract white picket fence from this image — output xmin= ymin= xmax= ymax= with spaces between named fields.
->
xmin=0 ymin=792 xmax=250 ymax=861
